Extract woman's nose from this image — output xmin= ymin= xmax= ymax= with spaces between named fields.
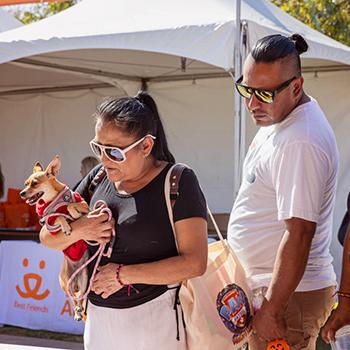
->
xmin=100 ymin=151 xmax=110 ymax=164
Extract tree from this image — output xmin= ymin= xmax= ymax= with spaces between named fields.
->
xmin=13 ymin=1 xmax=78 ymax=24
xmin=272 ymin=0 xmax=350 ymax=46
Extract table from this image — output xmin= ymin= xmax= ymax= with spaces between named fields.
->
xmin=0 ymin=228 xmax=39 ymax=241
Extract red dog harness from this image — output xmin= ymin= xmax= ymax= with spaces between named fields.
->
xmin=36 ymin=186 xmax=87 ymax=261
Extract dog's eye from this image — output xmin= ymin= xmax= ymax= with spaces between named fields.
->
xmin=31 ymin=180 xmax=38 ymax=187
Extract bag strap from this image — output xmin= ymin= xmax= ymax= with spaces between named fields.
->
xmin=88 ymin=166 xmax=106 ymax=198
xmin=164 ymin=164 xmax=248 ymax=291
xmin=165 ymin=164 xmax=185 ymax=250
xmin=164 ymin=163 xmax=227 ymax=248
xmin=169 ymin=164 xmax=186 ymax=208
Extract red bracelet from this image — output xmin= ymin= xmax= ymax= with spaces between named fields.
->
xmin=116 ymin=264 xmax=139 ymax=296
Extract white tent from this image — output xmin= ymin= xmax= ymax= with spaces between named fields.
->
xmin=0 ymin=0 xmax=349 ymax=67
xmin=0 ymin=0 xmax=349 ymax=274
xmin=0 ymin=7 xmax=22 ymax=32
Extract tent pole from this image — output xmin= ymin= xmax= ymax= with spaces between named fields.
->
xmin=233 ymin=0 xmax=242 ymax=200
xmin=239 ymin=21 xmax=248 ymax=186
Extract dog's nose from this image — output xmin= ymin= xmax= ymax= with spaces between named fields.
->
xmin=20 ymin=190 xmax=27 ymax=198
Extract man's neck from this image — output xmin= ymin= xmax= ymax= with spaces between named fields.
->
xmin=295 ymin=91 xmax=310 ymax=108
xmin=279 ymin=92 xmax=310 ymax=124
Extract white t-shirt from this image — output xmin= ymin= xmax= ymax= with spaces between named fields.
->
xmin=228 ymin=97 xmax=338 ymax=291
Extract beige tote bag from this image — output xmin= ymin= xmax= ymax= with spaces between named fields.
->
xmin=165 ymin=164 xmax=253 ymax=350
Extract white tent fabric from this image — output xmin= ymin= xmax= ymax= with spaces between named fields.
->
xmin=0 ymin=0 xmax=349 ymax=70
xmin=0 ymin=0 xmax=349 ymax=279
xmin=0 ymin=7 xmax=22 ymax=32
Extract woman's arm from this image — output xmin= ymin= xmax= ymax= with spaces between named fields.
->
xmin=124 ymin=217 xmax=208 ymax=283
xmin=39 ymin=208 xmax=114 ymax=250
xmin=91 ymin=217 xmax=208 ymax=298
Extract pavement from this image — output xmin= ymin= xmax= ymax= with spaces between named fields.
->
xmin=0 ymin=334 xmax=83 ymax=350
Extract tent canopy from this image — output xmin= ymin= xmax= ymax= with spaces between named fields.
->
xmin=0 ymin=0 xmax=349 ymax=95
xmin=0 ymin=7 xmax=22 ymax=32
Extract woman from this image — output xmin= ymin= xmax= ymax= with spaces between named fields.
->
xmin=322 ymin=192 xmax=350 ymax=343
xmin=40 ymin=91 xmax=208 ymax=350
xmin=0 ymin=163 xmax=4 ymax=199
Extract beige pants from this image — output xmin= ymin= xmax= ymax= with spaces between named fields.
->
xmin=84 ymin=289 xmax=186 ymax=350
xmin=249 ymin=286 xmax=335 ymax=350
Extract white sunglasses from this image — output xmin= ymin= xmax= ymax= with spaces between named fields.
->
xmin=90 ymin=134 xmax=156 ymax=163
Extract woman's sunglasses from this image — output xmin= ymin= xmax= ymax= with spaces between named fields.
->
xmin=235 ymin=76 xmax=296 ymax=104
xmin=90 ymin=134 xmax=156 ymax=163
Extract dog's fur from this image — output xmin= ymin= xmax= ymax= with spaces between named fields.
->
xmin=20 ymin=155 xmax=90 ymax=321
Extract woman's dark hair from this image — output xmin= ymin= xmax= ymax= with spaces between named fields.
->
xmin=95 ymin=91 xmax=175 ymax=163
xmin=0 ymin=164 xmax=4 ymax=199
xmin=251 ymin=34 xmax=308 ymax=76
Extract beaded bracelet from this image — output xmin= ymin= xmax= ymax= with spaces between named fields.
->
xmin=116 ymin=264 xmax=125 ymax=286
xmin=116 ymin=264 xmax=139 ymax=297
xmin=336 ymin=291 xmax=350 ymax=298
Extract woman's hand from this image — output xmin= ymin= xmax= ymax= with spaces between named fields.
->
xmin=70 ymin=206 xmax=115 ymax=243
xmin=91 ymin=263 xmax=123 ymax=299
xmin=322 ymin=300 xmax=350 ymax=343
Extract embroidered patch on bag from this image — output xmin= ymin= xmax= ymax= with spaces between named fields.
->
xmin=216 ymin=283 xmax=252 ymax=345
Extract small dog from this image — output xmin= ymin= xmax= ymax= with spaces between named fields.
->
xmin=20 ymin=155 xmax=90 ymax=321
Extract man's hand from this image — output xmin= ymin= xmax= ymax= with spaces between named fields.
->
xmin=322 ymin=300 xmax=350 ymax=343
xmin=252 ymin=298 xmax=287 ymax=341
xmin=254 ymin=217 xmax=315 ymax=341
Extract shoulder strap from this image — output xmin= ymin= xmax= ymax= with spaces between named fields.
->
xmin=164 ymin=163 xmax=187 ymax=251
xmin=88 ymin=166 xmax=107 ymax=198
xmin=169 ymin=164 xmax=186 ymax=208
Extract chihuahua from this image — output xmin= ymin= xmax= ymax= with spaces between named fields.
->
xmin=20 ymin=155 xmax=90 ymax=321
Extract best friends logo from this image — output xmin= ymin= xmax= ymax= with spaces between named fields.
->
xmin=13 ymin=256 xmax=77 ymax=318
xmin=16 ymin=258 xmax=50 ymax=300
xmin=13 ymin=257 xmax=50 ymax=313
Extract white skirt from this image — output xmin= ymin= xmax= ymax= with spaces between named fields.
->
xmin=84 ymin=289 xmax=187 ymax=350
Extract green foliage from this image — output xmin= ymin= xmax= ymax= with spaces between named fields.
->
xmin=14 ymin=1 xmax=78 ymax=25
xmin=271 ymin=0 xmax=350 ymax=46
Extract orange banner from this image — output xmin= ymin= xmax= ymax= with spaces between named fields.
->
xmin=0 ymin=0 xmax=66 ymax=5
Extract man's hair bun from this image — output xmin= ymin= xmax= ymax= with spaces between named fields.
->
xmin=289 ymin=34 xmax=308 ymax=55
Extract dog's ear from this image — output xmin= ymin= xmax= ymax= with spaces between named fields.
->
xmin=33 ymin=162 xmax=44 ymax=173
xmin=46 ymin=155 xmax=61 ymax=177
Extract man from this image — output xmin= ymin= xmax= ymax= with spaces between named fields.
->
xmin=228 ymin=33 xmax=338 ymax=350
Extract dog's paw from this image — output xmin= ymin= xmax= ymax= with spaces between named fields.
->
xmin=74 ymin=306 xmax=83 ymax=322
xmin=74 ymin=314 xmax=82 ymax=322
xmin=62 ymin=226 xmax=72 ymax=236
xmin=68 ymin=208 xmax=81 ymax=220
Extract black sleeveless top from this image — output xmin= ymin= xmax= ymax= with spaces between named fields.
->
xmin=76 ymin=163 xmax=207 ymax=308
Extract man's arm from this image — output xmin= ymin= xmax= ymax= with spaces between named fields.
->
xmin=252 ymin=217 xmax=316 ymax=340
xmin=322 ymin=198 xmax=350 ymax=342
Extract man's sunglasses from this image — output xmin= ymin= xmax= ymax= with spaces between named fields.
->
xmin=235 ymin=76 xmax=297 ymax=104
xmin=90 ymin=134 xmax=156 ymax=163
